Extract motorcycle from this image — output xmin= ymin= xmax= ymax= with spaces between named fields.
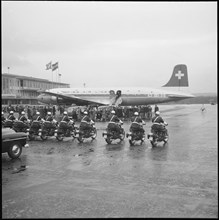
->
xmin=147 ymin=122 xmax=169 ymax=147
xmin=102 ymin=122 xmax=125 ymax=144
xmin=27 ymin=120 xmax=43 ymax=140
xmin=75 ymin=121 xmax=97 ymax=143
xmin=126 ymin=130 xmax=145 ymax=146
xmin=3 ymin=119 xmax=14 ymax=128
xmin=12 ymin=120 xmax=30 ymax=133
xmin=2 ymin=119 xmax=6 ymax=127
xmin=39 ymin=119 xmax=58 ymax=140
xmin=54 ymin=120 xmax=78 ymax=141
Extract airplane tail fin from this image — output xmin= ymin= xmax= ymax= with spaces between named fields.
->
xmin=162 ymin=64 xmax=189 ymax=87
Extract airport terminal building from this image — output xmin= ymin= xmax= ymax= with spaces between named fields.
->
xmin=2 ymin=73 xmax=70 ymax=105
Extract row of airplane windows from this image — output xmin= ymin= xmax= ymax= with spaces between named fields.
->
xmin=58 ymin=91 xmax=167 ymax=97
xmin=60 ymin=90 xmax=162 ymax=94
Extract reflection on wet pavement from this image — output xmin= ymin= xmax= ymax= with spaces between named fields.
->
xmin=2 ymin=104 xmax=218 ymax=218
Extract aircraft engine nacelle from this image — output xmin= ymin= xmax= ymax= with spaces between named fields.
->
xmin=37 ymin=94 xmax=63 ymax=105
xmin=51 ymin=95 xmax=65 ymax=104
xmin=51 ymin=96 xmax=57 ymax=102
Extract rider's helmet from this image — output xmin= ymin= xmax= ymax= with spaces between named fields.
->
xmin=111 ymin=110 xmax=115 ymax=114
xmin=134 ymin=112 xmax=139 ymax=116
xmin=36 ymin=111 xmax=40 ymax=115
xmin=83 ymin=111 xmax=88 ymax=115
xmin=63 ymin=111 xmax=67 ymax=115
xmin=21 ymin=111 xmax=25 ymax=115
xmin=155 ymin=111 xmax=160 ymax=116
xmin=10 ymin=111 xmax=14 ymax=114
xmin=47 ymin=112 xmax=51 ymax=115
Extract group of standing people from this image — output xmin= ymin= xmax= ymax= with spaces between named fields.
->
xmin=2 ymin=103 xmax=168 ymax=139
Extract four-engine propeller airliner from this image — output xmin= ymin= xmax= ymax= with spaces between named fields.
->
xmin=37 ymin=64 xmax=194 ymax=106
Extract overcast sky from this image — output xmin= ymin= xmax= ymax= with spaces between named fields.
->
xmin=2 ymin=1 xmax=217 ymax=93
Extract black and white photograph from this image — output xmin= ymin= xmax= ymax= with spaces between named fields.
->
xmin=2 ymin=1 xmax=217 ymax=218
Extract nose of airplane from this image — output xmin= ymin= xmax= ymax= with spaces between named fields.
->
xmin=186 ymin=93 xmax=195 ymax=98
xmin=37 ymin=94 xmax=43 ymax=102
xmin=37 ymin=94 xmax=50 ymax=104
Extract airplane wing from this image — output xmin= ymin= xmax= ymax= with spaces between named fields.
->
xmin=41 ymin=91 xmax=110 ymax=106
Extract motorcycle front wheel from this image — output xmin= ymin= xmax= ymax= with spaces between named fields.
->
xmin=91 ymin=128 xmax=97 ymax=140
xmin=163 ymin=134 xmax=169 ymax=144
xmin=56 ymin=134 xmax=64 ymax=141
xmin=77 ymin=135 xmax=84 ymax=143
xmin=28 ymin=133 xmax=35 ymax=141
xmin=129 ymin=139 xmax=134 ymax=146
xmin=120 ymin=130 xmax=125 ymax=141
xmin=105 ymin=136 xmax=112 ymax=144
xmin=40 ymin=133 xmax=48 ymax=140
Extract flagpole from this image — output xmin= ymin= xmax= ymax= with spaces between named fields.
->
xmin=58 ymin=62 xmax=59 ymax=83
xmin=58 ymin=66 xmax=60 ymax=83
xmin=51 ymin=69 xmax=53 ymax=88
xmin=56 ymin=70 xmax=58 ymax=82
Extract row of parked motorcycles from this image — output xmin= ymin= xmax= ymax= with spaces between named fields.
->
xmin=102 ymin=121 xmax=168 ymax=146
xmin=2 ymin=118 xmax=168 ymax=146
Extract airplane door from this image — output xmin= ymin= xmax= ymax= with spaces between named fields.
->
xmin=109 ymin=90 xmax=116 ymax=105
xmin=115 ymin=90 xmax=122 ymax=106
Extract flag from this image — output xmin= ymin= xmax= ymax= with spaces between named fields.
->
xmin=46 ymin=61 xmax=52 ymax=70
xmin=52 ymin=62 xmax=58 ymax=71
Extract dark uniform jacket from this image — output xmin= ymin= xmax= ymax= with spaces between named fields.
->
xmin=46 ymin=115 xmax=54 ymax=122
xmin=152 ymin=116 xmax=164 ymax=124
xmin=18 ymin=115 xmax=28 ymax=123
xmin=130 ymin=116 xmax=145 ymax=132
xmin=151 ymin=115 xmax=165 ymax=132
xmin=7 ymin=114 xmax=16 ymax=121
xmin=108 ymin=115 xmax=121 ymax=132
xmin=32 ymin=115 xmax=42 ymax=121
xmin=109 ymin=115 xmax=120 ymax=123
xmin=80 ymin=115 xmax=92 ymax=130
xmin=61 ymin=115 xmax=70 ymax=123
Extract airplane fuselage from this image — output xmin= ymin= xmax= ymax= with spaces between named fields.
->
xmin=37 ymin=87 xmax=194 ymax=106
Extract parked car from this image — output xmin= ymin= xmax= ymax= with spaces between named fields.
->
xmin=2 ymin=128 xmax=29 ymax=159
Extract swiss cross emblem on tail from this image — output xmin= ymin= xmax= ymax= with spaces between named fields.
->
xmin=162 ymin=64 xmax=189 ymax=87
xmin=175 ymin=70 xmax=184 ymax=80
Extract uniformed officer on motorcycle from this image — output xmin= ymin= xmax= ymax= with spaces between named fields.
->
xmin=32 ymin=111 xmax=44 ymax=122
xmin=151 ymin=111 xmax=167 ymax=134
xmin=107 ymin=110 xmax=123 ymax=133
xmin=45 ymin=111 xmax=57 ymax=129
xmin=18 ymin=111 xmax=28 ymax=123
xmin=61 ymin=111 xmax=70 ymax=122
xmin=79 ymin=111 xmax=94 ymax=132
xmin=7 ymin=111 xmax=16 ymax=121
xmin=30 ymin=111 xmax=43 ymax=131
xmin=2 ymin=112 xmax=6 ymax=124
xmin=61 ymin=111 xmax=74 ymax=131
xmin=45 ymin=112 xmax=53 ymax=121
xmin=130 ymin=112 xmax=145 ymax=133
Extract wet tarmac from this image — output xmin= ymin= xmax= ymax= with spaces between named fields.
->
xmin=2 ymin=104 xmax=218 ymax=218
